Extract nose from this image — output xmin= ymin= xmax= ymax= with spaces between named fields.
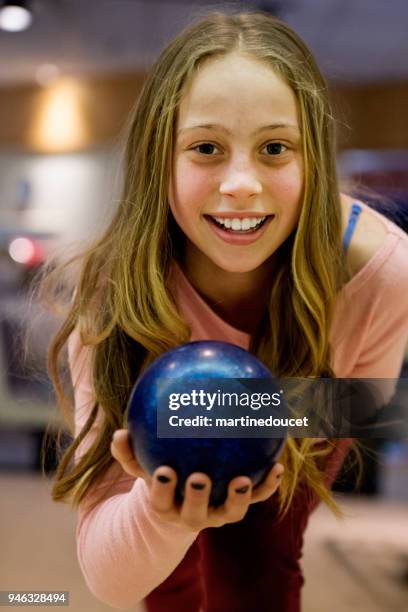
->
xmin=219 ymin=160 xmax=262 ymax=200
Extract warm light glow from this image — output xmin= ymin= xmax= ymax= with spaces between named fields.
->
xmin=0 ymin=5 xmax=32 ymax=32
xmin=29 ymin=79 xmax=90 ymax=153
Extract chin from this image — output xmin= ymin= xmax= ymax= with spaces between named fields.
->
xmin=211 ymin=255 xmax=270 ymax=275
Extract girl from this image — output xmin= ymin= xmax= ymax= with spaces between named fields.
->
xmin=41 ymin=11 xmax=408 ymax=612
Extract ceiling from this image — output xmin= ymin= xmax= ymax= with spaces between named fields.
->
xmin=0 ymin=0 xmax=408 ymax=86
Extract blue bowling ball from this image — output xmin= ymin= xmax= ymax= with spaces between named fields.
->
xmin=127 ymin=341 xmax=285 ymax=506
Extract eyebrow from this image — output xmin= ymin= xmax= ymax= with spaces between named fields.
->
xmin=177 ymin=122 xmax=299 ymax=136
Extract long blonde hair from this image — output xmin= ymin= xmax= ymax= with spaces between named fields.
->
xmin=37 ymin=11 xmax=360 ymax=517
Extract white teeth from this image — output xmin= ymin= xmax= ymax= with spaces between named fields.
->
xmin=212 ymin=216 xmax=266 ymax=231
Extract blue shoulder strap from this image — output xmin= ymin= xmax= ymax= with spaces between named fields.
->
xmin=343 ymin=203 xmax=362 ymax=252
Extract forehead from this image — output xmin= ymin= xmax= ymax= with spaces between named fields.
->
xmin=177 ymin=53 xmax=299 ymax=127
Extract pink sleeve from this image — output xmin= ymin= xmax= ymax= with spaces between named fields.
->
xmin=67 ymin=329 xmax=198 ymax=609
xmin=349 ymin=234 xmax=408 ymax=404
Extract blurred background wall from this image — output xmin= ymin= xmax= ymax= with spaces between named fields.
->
xmin=0 ymin=1 xmax=407 ymax=611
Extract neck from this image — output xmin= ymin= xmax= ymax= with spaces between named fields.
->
xmin=179 ymin=248 xmax=278 ymax=335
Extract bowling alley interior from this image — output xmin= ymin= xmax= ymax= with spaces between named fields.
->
xmin=1 ymin=1 xmax=408 ymax=611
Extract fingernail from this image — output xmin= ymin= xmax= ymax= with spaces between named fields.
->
xmin=190 ymin=482 xmax=206 ymax=490
xmin=235 ymin=485 xmax=250 ymax=494
xmin=156 ymin=474 xmax=171 ymax=483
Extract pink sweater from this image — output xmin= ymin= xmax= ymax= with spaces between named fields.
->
xmin=68 ymin=203 xmax=408 ymax=609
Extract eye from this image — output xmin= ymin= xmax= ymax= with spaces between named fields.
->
xmin=191 ymin=143 xmax=220 ymax=155
xmin=263 ymin=142 xmax=288 ymax=156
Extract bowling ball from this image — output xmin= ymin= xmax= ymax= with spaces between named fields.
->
xmin=127 ymin=340 xmax=285 ymax=506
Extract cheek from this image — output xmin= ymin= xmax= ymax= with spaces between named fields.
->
xmin=170 ymin=158 xmax=214 ymax=217
xmin=267 ymin=163 xmax=303 ymax=237
xmin=268 ymin=162 xmax=303 ymax=207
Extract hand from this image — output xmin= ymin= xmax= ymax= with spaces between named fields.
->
xmin=110 ymin=429 xmax=284 ymax=531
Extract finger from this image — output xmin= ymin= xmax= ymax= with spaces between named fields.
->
xmin=180 ymin=473 xmax=212 ymax=531
xmin=110 ymin=430 xmax=145 ymax=479
xmin=150 ymin=467 xmax=179 ymax=514
xmin=211 ymin=476 xmax=252 ymax=525
xmin=250 ymin=463 xmax=284 ymax=504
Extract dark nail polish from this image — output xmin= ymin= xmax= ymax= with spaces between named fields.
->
xmin=191 ymin=482 xmax=206 ymax=490
xmin=235 ymin=485 xmax=250 ymax=494
xmin=156 ymin=474 xmax=170 ymax=483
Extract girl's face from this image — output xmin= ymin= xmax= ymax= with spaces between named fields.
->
xmin=169 ymin=52 xmax=303 ymax=275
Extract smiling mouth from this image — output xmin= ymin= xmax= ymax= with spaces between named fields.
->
xmin=204 ymin=214 xmax=274 ymax=234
